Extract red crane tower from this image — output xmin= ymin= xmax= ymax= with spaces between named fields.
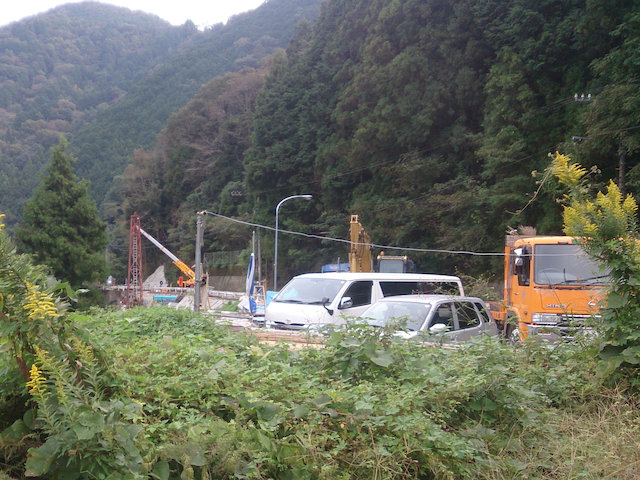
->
xmin=126 ymin=214 xmax=143 ymax=307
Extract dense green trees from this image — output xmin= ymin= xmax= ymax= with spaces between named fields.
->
xmin=0 ymin=3 xmax=190 ymax=228
xmin=117 ymin=67 xmax=268 ymax=274
xmin=15 ymin=139 xmax=107 ymax=288
xmin=0 ymin=0 xmax=324 ymax=229
xmin=6 ymin=0 xmax=640 ymax=284
xmin=236 ymin=0 xmax=640 ymax=280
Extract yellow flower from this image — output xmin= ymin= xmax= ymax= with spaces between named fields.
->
xmin=551 ymin=152 xmax=587 ymax=187
xmin=622 ymin=194 xmax=638 ymax=216
xmin=23 ymin=282 xmax=58 ymax=320
xmin=0 ymin=213 xmax=4 ymax=230
xmin=26 ymin=364 xmax=48 ymax=398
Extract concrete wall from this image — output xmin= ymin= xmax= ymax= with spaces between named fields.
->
xmin=209 ymin=275 xmax=245 ymax=292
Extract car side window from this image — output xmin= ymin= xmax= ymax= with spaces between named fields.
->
xmin=342 ymin=281 xmax=373 ymax=308
xmin=455 ymin=302 xmax=480 ymax=329
xmin=430 ymin=303 xmax=455 ymax=330
xmin=473 ymin=302 xmax=492 ymax=323
xmin=379 ymin=281 xmax=420 ymax=296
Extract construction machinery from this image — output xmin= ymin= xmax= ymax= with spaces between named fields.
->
xmin=128 ymin=214 xmax=196 ymax=289
xmin=348 ymin=215 xmax=414 ymax=273
xmin=376 ymin=252 xmax=416 ymax=273
xmin=349 ymin=215 xmax=373 ymax=272
xmin=138 ymin=227 xmax=196 ymax=287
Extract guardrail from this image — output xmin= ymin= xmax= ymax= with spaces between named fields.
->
xmin=102 ymin=285 xmax=244 ymax=300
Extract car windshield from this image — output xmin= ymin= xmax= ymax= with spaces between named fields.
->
xmin=534 ymin=244 xmax=609 ymax=286
xmin=274 ymin=278 xmax=345 ymax=304
xmin=361 ymin=301 xmax=431 ymax=331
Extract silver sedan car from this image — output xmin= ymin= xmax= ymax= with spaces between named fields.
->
xmin=359 ymin=295 xmax=498 ymax=341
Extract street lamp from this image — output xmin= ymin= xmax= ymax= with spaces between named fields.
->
xmin=274 ymin=194 xmax=312 ymax=290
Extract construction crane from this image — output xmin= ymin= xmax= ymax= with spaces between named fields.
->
xmin=134 ymin=222 xmax=196 ymax=287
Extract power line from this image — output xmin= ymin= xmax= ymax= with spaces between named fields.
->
xmin=201 ymin=210 xmax=506 ymax=257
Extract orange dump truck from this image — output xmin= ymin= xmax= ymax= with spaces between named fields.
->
xmin=491 ymin=235 xmax=607 ymax=342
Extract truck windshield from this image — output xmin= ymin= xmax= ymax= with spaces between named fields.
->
xmin=274 ymin=278 xmax=345 ymax=304
xmin=534 ymin=244 xmax=609 ymax=286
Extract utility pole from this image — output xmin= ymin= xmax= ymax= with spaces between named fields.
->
xmin=194 ymin=211 xmax=204 ymax=312
xmin=619 ymin=147 xmax=626 ymax=197
xmin=257 ymin=229 xmax=262 ymax=284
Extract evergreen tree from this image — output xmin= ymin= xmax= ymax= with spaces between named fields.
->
xmin=15 ymin=139 xmax=107 ymax=288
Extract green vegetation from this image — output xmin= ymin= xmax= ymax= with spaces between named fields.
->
xmin=2 ymin=305 xmax=639 ymax=479
xmin=552 ymin=152 xmax=640 ymax=383
xmin=2 ymin=199 xmax=640 ymax=478
xmin=15 ymin=139 xmax=107 ymax=289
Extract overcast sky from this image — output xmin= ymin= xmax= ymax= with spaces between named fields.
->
xmin=0 ymin=0 xmax=267 ymax=29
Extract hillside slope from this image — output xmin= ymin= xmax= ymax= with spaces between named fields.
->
xmin=0 ymin=2 xmax=193 ymax=225
xmin=117 ymin=0 xmax=640 ymax=282
xmin=0 ymin=0 xmax=324 ymax=226
xmin=72 ymin=0 xmax=324 ymax=205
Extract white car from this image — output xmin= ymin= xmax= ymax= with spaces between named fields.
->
xmin=266 ymin=272 xmax=464 ymax=330
xmin=359 ymin=295 xmax=498 ymax=341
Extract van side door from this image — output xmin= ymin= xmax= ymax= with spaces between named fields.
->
xmin=338 ymin=281 xmax=374 ymax=319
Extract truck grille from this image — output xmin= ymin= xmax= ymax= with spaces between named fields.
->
xmin=529 ymin=314 xmax=598 ymax=341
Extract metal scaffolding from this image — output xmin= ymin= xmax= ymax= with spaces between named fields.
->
xmin=126 ymin=213 xmax=143 ymax=307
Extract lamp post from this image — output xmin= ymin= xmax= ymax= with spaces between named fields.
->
xmin=274 ymin=194 xmax=312 ymax=290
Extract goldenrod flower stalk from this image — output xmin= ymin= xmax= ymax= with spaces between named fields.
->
xmin=0 ymin=213 xmax=4 ymax=230
xmin=551 ymin=151 xmax=587 ymax=188
xmin=26 ymin=363 xmax=49 ymax=399
xmin=550 ymin=153 xmax=638 ymax=239
xmin=23 ymin=282 xmax=59 ymax=320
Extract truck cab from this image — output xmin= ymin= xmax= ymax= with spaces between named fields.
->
xmin=498 ymin=236 xmax=607 ymax=342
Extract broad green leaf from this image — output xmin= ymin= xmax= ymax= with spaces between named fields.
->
xmin=292 ymin=403 xmax=310 ymax=418
xmin=366 ymin=348 xmax=394 ymax=367
xmin=25 ymin=437 xmax=61 ymax=477
xmin=255 ymin=430 xmax=272 ymax=451
xmin=606 ymin=293 xmax=627 ymax=309
xmin=151 ymin=461 xmax=170 ymax=480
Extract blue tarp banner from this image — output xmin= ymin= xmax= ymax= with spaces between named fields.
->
xmin=246 ymin=253 xmax=256 ymax=314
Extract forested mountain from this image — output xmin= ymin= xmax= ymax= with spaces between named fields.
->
xmin=121 ymin=0 xmax=640 ymax=283
xmin=0 ymin=0 xmax=324 ymax=227
xmin=72 ymin=0 xmax=325 ymax=205
xmin=0 ymin=2 xmax=189 ymax=226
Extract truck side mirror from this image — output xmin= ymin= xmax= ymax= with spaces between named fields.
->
xmin=513 ymin=247 xmax=531 ymax=286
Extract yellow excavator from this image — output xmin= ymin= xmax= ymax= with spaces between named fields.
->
xmin=349 ymin=215 xmax=414 ymax=273
xmin=349 ymin=215 xmax=373 ymax=272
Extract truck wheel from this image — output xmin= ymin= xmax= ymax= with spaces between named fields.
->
xmin=505 ymin=321 xmax=521 ymax=345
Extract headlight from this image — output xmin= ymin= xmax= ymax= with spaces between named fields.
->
xmin=531 ymin=313 xmax=562 ymax=325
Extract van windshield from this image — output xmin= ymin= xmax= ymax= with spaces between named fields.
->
xmin=275 ymin=278 xmax=345 ymax=304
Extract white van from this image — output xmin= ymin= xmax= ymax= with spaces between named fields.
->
xmin=265 ymin=272 xmax=464 ymax=330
